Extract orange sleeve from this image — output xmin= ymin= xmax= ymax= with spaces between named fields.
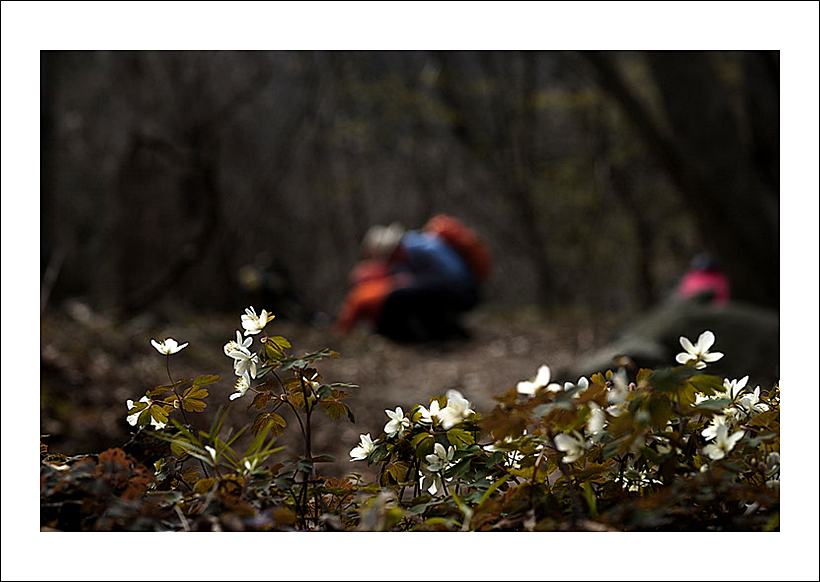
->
xmin=337 ymin=278 xmax=395 ymax=333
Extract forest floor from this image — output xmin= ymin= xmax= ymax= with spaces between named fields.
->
xmin=41 ymin=302 xmax=616 ymax=478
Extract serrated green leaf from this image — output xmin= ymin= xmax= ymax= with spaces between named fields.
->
xmin=446 ymin=428 xmax=474 ymax=447
xmin=126 ymin=400 xmax=149 ymax=415
xmin=269 ymin=336 xmax=292 ymax=350
xmin=251 ymin=411 xmax=287 ymax=436
xmin=193 ymin=374 xmax=219 ymax=388
xmin=150 ymin=405 xmax=169 ymax=425
xmin=411 ymin=432 xmax=435 ymax=458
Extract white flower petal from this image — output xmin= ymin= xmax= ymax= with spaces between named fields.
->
xmin=698 ymin=330 xmax=715 ymax=352
xmin=676 ymin=352 xmax=694 ymax=364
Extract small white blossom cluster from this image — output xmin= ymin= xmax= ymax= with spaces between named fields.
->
xmin=516 ymin=364 xmax=589 ymax=397
xmin=420 ymin=443 xmax=455 ymax=495
xmin=382 ymin=389 xmax=476 ymax=439
xmin=222 ymin=307 xmax=274 ymax=401
xmin=514 ymin=364 xmax=624 ymax=463
xmin=697 ymin=375 xmax=770 ymax=460
xmin=357 ymin=391 xmax=476 ymax=495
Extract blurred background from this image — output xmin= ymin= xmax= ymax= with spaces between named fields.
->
xmin=40 ymin=50 xmax=779 ymax=471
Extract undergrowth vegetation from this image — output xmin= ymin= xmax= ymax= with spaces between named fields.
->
xmin=40 ymin=310 xmax=779 ymax=531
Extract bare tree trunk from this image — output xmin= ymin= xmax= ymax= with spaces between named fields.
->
xmin=434 ymin=51 xmax=558 ymax=307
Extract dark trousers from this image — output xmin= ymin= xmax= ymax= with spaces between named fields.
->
xmin=375 ymin=281 xmax=478 ymax=342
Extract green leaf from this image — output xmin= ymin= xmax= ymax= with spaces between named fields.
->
xmin=280 ymin=348 xmax=340 ymax=371
xmin=693 ymin=398 xmax=732 ymax=412
xmin=580 ymin=482 xmax=598 ymax=518
xmin=147 ymin=386 xmax=173 ymax=398
xmin=446 ymin=428 xmax=474 ymax=448
xmin=316 ymin=384 xmax=333 ymax=399
xmin=650 ymin=367 xmax=697 ymax=393
xmin=647 ymin=395 xmax=674 ymax=427
xmin=265 ymin=342 xmax=284 ymax=361
xmin=478 ymin=475 xmax=510 ymax=507
xmin=150 ymin=405 xmax=169 ymax=425
xmin=686 ymin=374 xmax=723 ymax=395
xmin=269 ymin=336 xmax=292 ymax=350
xmin=181 ymin=386 xmax=209 ymax=413
xmin=251 ymin=411 xmax=287 ymax=436
xmin=369 ymin=445 xmax=389 ymax=464
xmin=126 ymin=400 xmax=149 ymax=415
xmin=183 ymin=385 xmax=209 ymax=400
xmin=383 ymin=461 xmax=411 ymax=485
xmin=250 ymin=391 xmax=272 ymax=410
xmin=411 ymin=432 xmax=435 ymax=458
xmin=193 ymin=478 xmax=216 ymax=494
xmin=193 ymin=374 xmax=220 ymax=388
xmin=319 ymin=399 xmax=346 ymax=420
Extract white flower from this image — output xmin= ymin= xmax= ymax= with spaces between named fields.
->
xmin=229 ymin=375 xmax=251 ymax=401
xmin=483 ymin=437 xmax=524 ymax=469
xmin=438 ymin=390 xmax=475 ymax=429
xmin=205 ymin=446 xmax=218 ymax=462
xmin=384 ymin=407 xmax=411 ymax=438
xmin=563 ymin=376 xmax=590 ymax=397
xmin=616 ymin=459 xmax=662 ymax=492
xmin=223 ymin=330 xmax=257 ymax=380
xmin=126 ymin=396 xmax=166 ymax=429
xmin=223 ymin=330 xmax=252 ymax=358
xmin=420 ymin=469 xmax=447 ymax=495
xmin=422 ymin=443 xmax=457 ymax=493
xmin=702 ymin=424 xmax=744 ymax=460
xmin=243 ymin=458 xmax=258 ymax=473
xmin=654 ymin=436 xmax=674 ymax=455
xmin=241 ymin=306 xmax=274 ymax=336
xmin=303 ymin=370 xmax=322 ymax=394
xmin=232 ymin=350 xmax=259 ymax=381
xmin=417 ymin=400 xmax=441 ymax=424
xmin=554 ymin=431 xmax=589 ymax=463
xmin=150 ymin=337 xmax=188 ymax=355
xmin=516 ymin=365 xmax=553 ymax=396
xmin=606 ymin=369 xmax=630 ymax=416
xmin=765 ymin=452 xmax=779 ymax=489
xmin=717 ymin=376 xmax=749 ymax=400
xmin=675 ymin=330 xmax=723 ymax=369
xmin=350 ymin=433 xmax=377 ymax=461
xmin=424 ymin=443 xmax=455 ymax=473
xmin=586 ymin=402 xmax=606 ymax=435
xmin=766 ymin=451 xmax=780 ymax=470
xmin=701 ymin=414 xmax=728 ymax=441
xmin=736 ymin=386 xmax=769 ymax=416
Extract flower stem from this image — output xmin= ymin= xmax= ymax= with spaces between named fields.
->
xmin=166 ymin=355 xmax=191 ymax=426
xmin=299 ymin=372 xmax=314 ymax=525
